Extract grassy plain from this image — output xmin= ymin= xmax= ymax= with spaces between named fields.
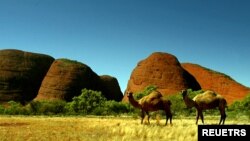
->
xmin=0 ymin=115 xmax=249 ymax=141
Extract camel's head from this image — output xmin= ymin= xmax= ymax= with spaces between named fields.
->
xmin=127 ymin=91 xmax=133 ymax=99
xmin=181 ymin=89 xmax=188 ymax=98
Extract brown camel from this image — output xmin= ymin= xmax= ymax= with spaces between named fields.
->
xmin=181 ymin=89 xmax=227 ymax=125
xmin=127 ymin=90 xmax=172 ymax=125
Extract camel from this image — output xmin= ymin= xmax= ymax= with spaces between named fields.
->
xmin=181 ymin=89 xmax=227 ymax=125
xmin=127 ymin=90 xmax=172 ymax=125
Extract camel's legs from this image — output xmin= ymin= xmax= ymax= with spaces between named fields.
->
xmin=165 ymin=113 xmax=172 ymax=125
xmin=196 ymin=110 xmax=204 ymax=124
xmin=195 ymin=110 xmax=199 ymax=125
xmin=165 ymin=114 xmax=169 ymax=125
xmin=146 ymin=111 xmax=150 ymax=124
xmin=165 ymin=110 xmax=172 ymax=125
xmin=169 ymin=112 xmax=172 ymax=125
xmin=165 ymin=112 xmax=168 ymax=125
xmin=219 ymin=99 xmax=227 ymax=125
xmin=140 ymin=110 xmax=145 ymax=124
xmin=219 ymin=108 xmax=226 ymax=125
xmin=200 ymin=111 xmax=204 ymax=124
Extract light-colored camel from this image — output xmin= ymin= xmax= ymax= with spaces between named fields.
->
xmin=181 ymin=89 xmax=227 ymax=125
xmin=127 ymin=90 xmax=172 ymax=125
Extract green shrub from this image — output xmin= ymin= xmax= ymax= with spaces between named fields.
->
xmin=0 ymin=105 xmax=5 ymax=114
xmin=27 ymin=100 xmax=67 ymax=115
xmin=134 ymin=85 xmax=157 ymax=100
xmin=228 ymin=94 xmax=250 ymax=118
xmin=103 ymin=100 xmax=134 ymax=115
xmin=28 ymin=101 xmax=42 ymax=114
xmin=66 ymin=88 xmax=107 ymax=115
xmin=65 ymin=89 xmax=136 ymax=115
xmin=4 ymin=101 xmax=25 ymax=115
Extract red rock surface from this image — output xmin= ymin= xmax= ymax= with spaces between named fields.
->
xmin=100 ymin=75 xmax=123 ymax=101
xmin=182 ymin=63 xmax=250 ymax=104
xmin=35 ymin=59 xmax=123 ymax=101
xmin=123 ymin=52 xmax=201 ymax=101
xmin=35 ymin=59 xmax=103 ymax=101
xmin=0 ymin=49 xmax=54 ymax=104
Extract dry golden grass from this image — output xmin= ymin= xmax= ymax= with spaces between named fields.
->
xmin=0 ymin=115 xmax=249 ymax=141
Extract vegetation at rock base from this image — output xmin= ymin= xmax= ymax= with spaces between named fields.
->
xmin=133 ymin=85 xmax=158 ymax=100
xmin=0 ymin=88 xmax=249 ymax=119
xmin=0 ymin=88 xmax=135 ymax=116
xmin=227 ymin=94 xmax=250 ymax=118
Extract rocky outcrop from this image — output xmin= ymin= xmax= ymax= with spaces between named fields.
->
xmin=100 ymin=75 xmax=123 ymax=101
xmin=2 ymin=49 xmax=247 ymax=105
xmin=0 ymin=49 xmax=54 ymax=104
xmin=123 ymin=52 xmax=201 ymax=101
xmin=182 ymin=63 xmax=250 ymax=104
xmin=35 ymin=59 xmax=123 ymax=101
xmin=35 ymin=59 xmax=103 ymax=101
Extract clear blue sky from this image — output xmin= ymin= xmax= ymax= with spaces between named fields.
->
xmin=1 ymin=0 xmax=249 ymax=93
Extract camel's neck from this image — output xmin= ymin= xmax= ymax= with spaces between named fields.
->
xmin=183 ymin=95 xmax=197 ymax=108
xmin=128 ymin=95 xmax=140 ymax=108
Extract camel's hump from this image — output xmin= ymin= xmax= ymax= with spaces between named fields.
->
xmin=139 ymin=90 xmax=163 ymax=104
xmin=149 ymin=91 xmax=163 ymax=98
xmin=193 ymin=90 xmax=224 ymax=103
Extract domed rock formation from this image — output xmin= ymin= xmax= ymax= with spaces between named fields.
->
xmin=182 ymin=63 xmax=250 ymax=104
xmin=100 ymin=75 xmax=123 ymax=101
xmin=35 ymin=59 xmax=103 ymax=101
xmin=123 ymin=52 xmax=201 ymax=101
xmin=0 ymin=49 xmax=54 ymax=104
xmin=35 ymin=59 xmax=123 ymax=102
